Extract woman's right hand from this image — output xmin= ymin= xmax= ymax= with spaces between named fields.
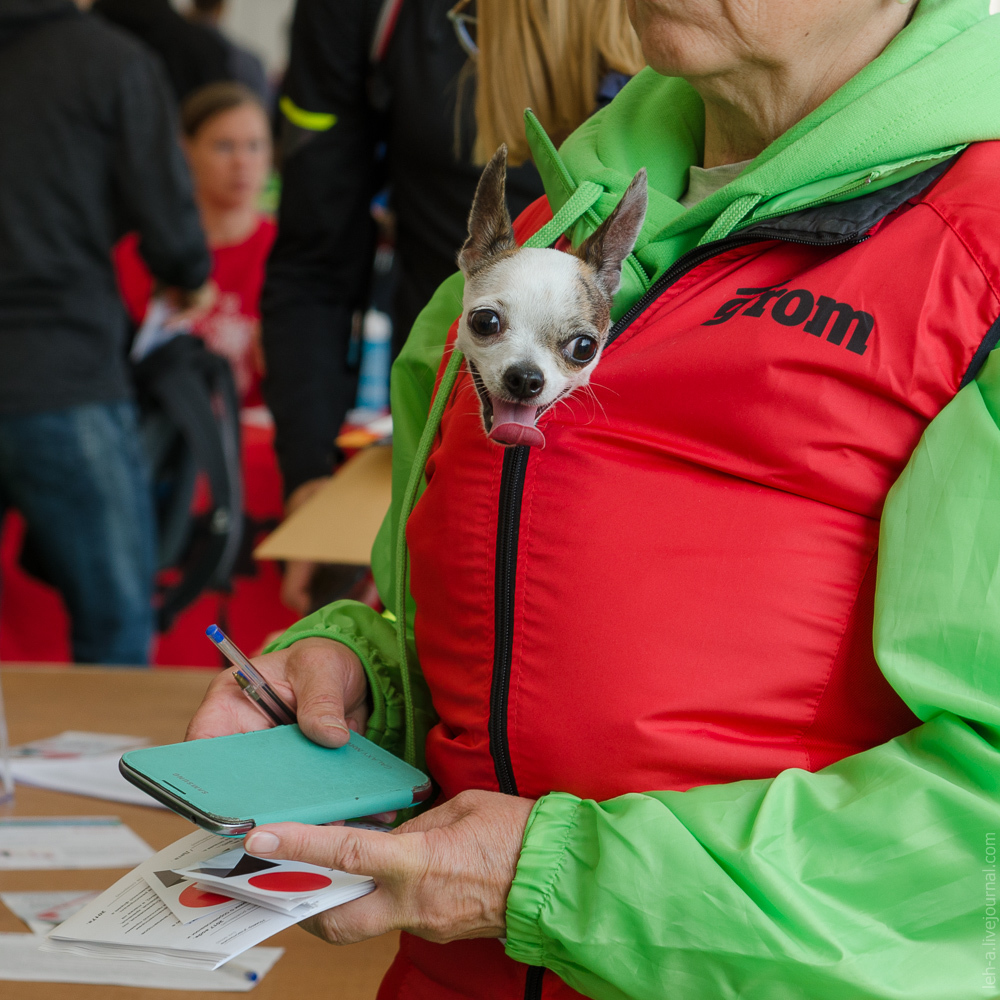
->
xmin=185 ymin=637 xmax=369 ymax=748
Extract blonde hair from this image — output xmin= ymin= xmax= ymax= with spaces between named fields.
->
xmin=470 ymin=0 xmax=644 ymax=166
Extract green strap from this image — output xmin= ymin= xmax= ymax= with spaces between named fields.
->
xmin=700 ymin=193 xmax=763 ymax=244
xmin=393 ymin=348 xmax=463 ymax=766
xmin=522 ymin=181 xmax=602 ymax=249
xmin=391 ymin=183 xmax=605 ymax=766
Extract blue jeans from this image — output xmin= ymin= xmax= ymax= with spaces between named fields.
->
xmin=0 ymin=402 xmax=156 ymax=664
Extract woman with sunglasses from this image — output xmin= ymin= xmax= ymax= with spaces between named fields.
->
xmin=191 ymin=0 xmax=1000 ymax=998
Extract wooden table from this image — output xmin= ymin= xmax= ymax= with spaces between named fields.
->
xmin=0 ymin=667 xmax=399 ymax=999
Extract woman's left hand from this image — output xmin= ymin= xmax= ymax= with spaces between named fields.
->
xmin=243 ymin=789 xmax=536 ymax=945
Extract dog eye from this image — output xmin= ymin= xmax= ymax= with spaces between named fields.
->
xmin=566 ymin=336 xmax=597 ymax=364
xmin=468 ymin=309 xmax=502 ymax=337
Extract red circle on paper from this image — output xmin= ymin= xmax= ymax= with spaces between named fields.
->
xmin=247 ymin=872 xmax=332 ymax=892
xmin=179 ymin=885 xmax=233 ymax=908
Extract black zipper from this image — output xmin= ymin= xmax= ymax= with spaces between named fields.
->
xmin=488 ymin=226 xmax=866 ymax=1000
xmin=489 ymin=443 xmax=530 ymax=796
xmin=524 ymin=965 xmax=545 ymax=1000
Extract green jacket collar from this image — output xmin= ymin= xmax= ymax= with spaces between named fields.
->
xmin=526 ymin=0 xmax=1000 ymax=316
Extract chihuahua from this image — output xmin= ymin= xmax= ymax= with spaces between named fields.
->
xmin=456 ymin=145 xmax=647 ymax=448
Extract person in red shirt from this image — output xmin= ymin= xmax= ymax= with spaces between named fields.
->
xmin=115 ymin=81 xmax=275 ymax=404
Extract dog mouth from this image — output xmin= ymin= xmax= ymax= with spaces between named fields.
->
xmin=469 ymin=362 xmax=546 ymax=448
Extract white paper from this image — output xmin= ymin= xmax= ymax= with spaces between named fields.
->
xmin=11 ymin=753 xmax=167 ymax=809
xmin=0 ymin=817 xmax=153 ymax=870
xmin=49 ymin=830 xmax=318 ymax=969
xmin=2 ymin=891 xmax=100 ymax=934
xmin=0 ymin=934 xmax=281 ymax=991
xmin=10 ymin=731 xmax=147 ymax=759
xmin=129 ymin=298 xmax=186 ymax=362
xmin=193 ymin=881 xmax=371 ymax=920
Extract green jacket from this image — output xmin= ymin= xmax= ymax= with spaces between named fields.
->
xmin=270 ymin=1 xmax=1000 ymax=995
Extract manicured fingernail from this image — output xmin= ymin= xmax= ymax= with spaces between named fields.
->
xmin=318 ymin=717 xmax=350 ymax=735
xmin=246 ymin=831 xmax=280 ymax=855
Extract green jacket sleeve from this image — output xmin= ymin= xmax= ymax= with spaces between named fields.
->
xmin=265 ymin=600 xmax=423 ymax=761
xmin=266 ymin=271 xmax=465 ymax=772
xmin=504 ymin=349 xmax=1000 ymax=1000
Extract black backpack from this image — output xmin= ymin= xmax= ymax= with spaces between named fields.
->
xmin=132 ymin=334 xmax=243 ymax=632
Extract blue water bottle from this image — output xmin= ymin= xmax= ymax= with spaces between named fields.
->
xmin=356 ymin=309 xmax=392 ymax=412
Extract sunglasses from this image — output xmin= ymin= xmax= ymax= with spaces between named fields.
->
xmin=447 ymin=0 xmax=478 ymax=59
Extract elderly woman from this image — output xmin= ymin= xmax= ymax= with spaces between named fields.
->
xmin=188 ymin=0 xmax=1000 ymax=997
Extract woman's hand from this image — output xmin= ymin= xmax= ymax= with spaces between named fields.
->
xmin=160 ymin=280 xmax=217 ymax=329
xmin=185 ymin=637 xmax=369 ymax=748
xmin=243 ymin=789 xmax=536 ymax=945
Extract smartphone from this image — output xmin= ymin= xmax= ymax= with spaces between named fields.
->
xmin=120 ymin=726 xmax=432 ymax=836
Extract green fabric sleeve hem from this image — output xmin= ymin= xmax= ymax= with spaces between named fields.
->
xmin=263 ymin=600 xmax=419 ymax=760
xmin=504 ymin=792 xmax=582 ymax=967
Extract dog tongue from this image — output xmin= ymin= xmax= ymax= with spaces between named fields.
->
xmin=488 ymin=396 xmax=544 ymax=448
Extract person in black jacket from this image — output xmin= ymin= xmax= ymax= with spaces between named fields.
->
xmin=93 ymin=0 xmax=230 ymax=103
xmin=0 ymin=0 xmax=212 ymax=664
xmin=262 ymin=0 xmax=544 ymax=611
xmin=186 ymin=0 xmax=269 ymax=102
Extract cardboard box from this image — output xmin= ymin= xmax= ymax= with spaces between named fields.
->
xmin=254 ymin=446 xmax=392 ymax=566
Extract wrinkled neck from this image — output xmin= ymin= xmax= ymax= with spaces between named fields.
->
xmin=691 ymin=5 xmax=912 ymax=167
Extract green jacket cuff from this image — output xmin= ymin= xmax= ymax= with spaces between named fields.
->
xmin=264 ymin=600 xmax=401 ymax=750
xmin=504 ymin=791 xmax=582 ymax=967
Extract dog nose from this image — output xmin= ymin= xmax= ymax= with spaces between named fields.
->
xmin=502 ymin=365 xmax=544 ymax=399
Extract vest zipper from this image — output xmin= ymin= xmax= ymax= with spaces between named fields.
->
xmin=488 ymin=226 xmax=865 ymax=1000
xmin=490 ymin=443 xmax=530 ymax=796
xmin=489 ymin=445 xmax=543 ymax=999
xmin=524 ymin=964 xmax=546 ymax=1000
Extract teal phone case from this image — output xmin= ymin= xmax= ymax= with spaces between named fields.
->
xmin=119 ymin=726 xmax=432 ymax=835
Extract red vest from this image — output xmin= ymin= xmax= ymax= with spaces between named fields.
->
xmin=380 ymin=143 xmax=1000 ymax=1000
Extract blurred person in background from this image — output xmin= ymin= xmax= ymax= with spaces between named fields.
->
xmin=0 ymin=0 xmax=211 ymax=664
xmin=186 ymin=0 xmax=269 ymax=103
xmin=266 ymin=0 xmax=643 ymax=614
xmin=466 ymin=0 xmax=645 ymax=165
xmin=93 ymin=0 xmax=230 ymax=103
xmin=116 ymin=82 xmax=277 ymax=406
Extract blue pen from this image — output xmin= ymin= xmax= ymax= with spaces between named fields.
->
xmin=206 ymin=624 xmax=296 ymax=727
xmin=222 ymin=966 xmax=259 ymax=983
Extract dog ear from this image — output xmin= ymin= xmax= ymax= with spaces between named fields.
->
xmin=458 ymin=145 xmax=516 ymax=274
xmin=574 ymin=168 xmax=648 ymax=302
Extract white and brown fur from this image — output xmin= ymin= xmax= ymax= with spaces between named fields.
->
xmin=456 ymin=145 xmax=648 ymax=448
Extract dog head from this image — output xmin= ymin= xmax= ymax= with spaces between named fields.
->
xmin=457 ymin=145 xmax=647 ymax=448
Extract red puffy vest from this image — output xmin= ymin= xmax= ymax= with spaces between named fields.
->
xmin=379 ymin=143 xmax=1000 ymax=999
